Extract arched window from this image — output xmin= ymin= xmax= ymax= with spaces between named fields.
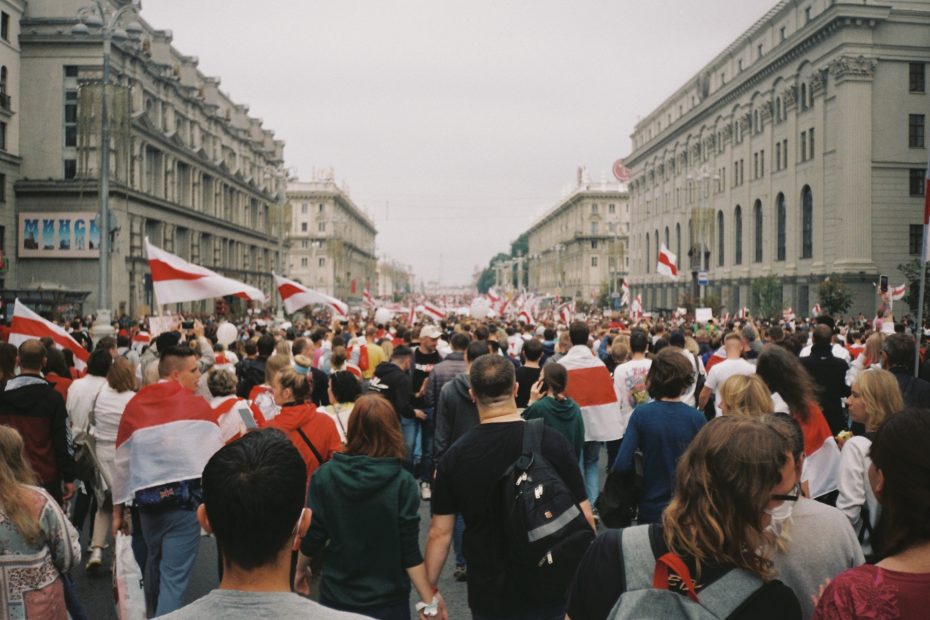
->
xmin=675 ymin=223 xmax=682 ymax=262
xmin=717 ymin=210 xmax=725 ymax=266
xmin=801 ymin=185 xmax=813 ymax=258
xmin=0 ymin=66 xmax=6 ymax=95
xmin=664 ymin=226 xmax=670 ymax=250
xmin=646 ymin=232 xmax=650 ymax=273
xmin=801 ymin=83 xmax=808 ymax=110
xmin=754 ymin=200 xmax=763 ymax=263
xmin=776 ymin=97 xmax=782 ymax=122
xmin=654 ymin=230 xmax=659 ymax=269
xmin=734 ymin=206 xmax=743 ymax=265
xmin=776 ymin=193 xmax=786 ymax=261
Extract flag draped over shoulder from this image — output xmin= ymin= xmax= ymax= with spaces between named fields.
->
xmin=558 ymin=346 xmax=620 ymax=442
xmin=274 ymin=273 xmax=348 ymax=317
xmin=112 ymin=381 xmax=224 ymax=504
xmin=9 ymin=299 xmax=89 ymax=371
xmin=146 ymin=237 xmax=266 ymax=304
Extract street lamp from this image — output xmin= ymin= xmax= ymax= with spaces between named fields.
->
xmin=73 ymin=0 xmax=142 ymax=338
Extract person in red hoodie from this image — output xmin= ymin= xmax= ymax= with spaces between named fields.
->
xmin=265 ymin=366 xmax=342 ymax=484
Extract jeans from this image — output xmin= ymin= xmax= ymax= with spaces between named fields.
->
xmin=453 ymin=514 xmax=466 ymax=567
xmin=472 ymin=602 xmax=566 ymax=620
xmin=322 ymin=597 xmax=410 ymax=620
xmin=583 ymin=441 xmax=602 ymax=507
xmin=400 ymin=417 xmax=420 ymax=474
xmin=606 ymin=438 xmax=622 ymax=474
xmin=420 ymin=407 xmax=435 ymax=484
xmin=139 ymin=507 xmax=201 ymax=617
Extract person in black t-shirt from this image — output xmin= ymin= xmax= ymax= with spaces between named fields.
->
xmin=425 ymin=354 xmax=595 ymax=620
xmin=514 ymin=337 xmax=543 ymax=409
xmin=412 ymin=326 xmax=444 ymax=499
xmin=566 ymin=416 xmax=802 ymax=620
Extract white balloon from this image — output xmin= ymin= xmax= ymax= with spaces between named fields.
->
xmin=374 ymin=307 xmax=394 ymax=325
xmin=216 ymin=321 xmax=238 ymax=345
xmin=470 ymin=297 xmax=490 ymax=319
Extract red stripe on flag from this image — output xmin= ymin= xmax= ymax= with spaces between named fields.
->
xmin=799 ymin=403 xmax=834 ymax=457
xmin=10 ymin=315 xmax=89 ymax=364
xmin=563 ymin=366 xmax=617 ymax=407
xmin=278 ymin=283 xmax=305 ymax=300
xmin=658 ymin=251 xmax=677 ymax=276
xmin=149 ymin=259 xmax=207 ymax=282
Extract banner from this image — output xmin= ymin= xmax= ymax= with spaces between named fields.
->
xmin=19 ymin=212 xmax=100 ymax=258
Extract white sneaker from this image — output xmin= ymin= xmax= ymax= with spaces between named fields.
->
xmin=85 ymin=546 xmax=103 ymax=573
xmin=420 ymin=482 xmax=432 ymax=501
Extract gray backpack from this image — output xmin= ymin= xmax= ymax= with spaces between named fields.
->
xmin=607 ymin=525 xmax=766 ymax=619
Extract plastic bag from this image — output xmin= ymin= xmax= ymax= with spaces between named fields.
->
xmin=113 ymin=532 xmax=146 ymax=620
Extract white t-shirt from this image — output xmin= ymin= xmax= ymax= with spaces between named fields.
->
xmin=676 ymin=348 xmax=705 ymax=407
xmin=800 ymin=342 xmax=852 ymax=363
xmin=704 ymin=357 xmax=756 ymax=416
xmin=613 ymin=358 xmax=652 ymax=437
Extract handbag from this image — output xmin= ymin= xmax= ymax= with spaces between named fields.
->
xmin=73 ymin=385 xmax=103 ymax=484
xmin=596 ymin=449 xmax=644 ymax=528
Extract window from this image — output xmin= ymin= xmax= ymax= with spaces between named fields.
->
xmin=804 ymin=6 xmax=811 ymax=22
xmin=318 ymin=221 xmax=326 ymax=232
xmin=801 ymin=185 xmax=813 ymax=258
xmin=318 ymin=257 xmax=326 ymax=267
xmin=608 ymin=203 xmax=615 ymax=214
xmin=665 ymin=226 xmax=670 ymax=249
xmin=646 ymin=233 xmax=650 ymax=273
xmin=676 ymin=223 xmax=682 ymax=260
xmin=300 ymin=222 xmax=308 ymax=232
xmin=776 ymin=143 xmax=782 ymax=171
xmin=754 ymin=200 xmax=763 ymax=263
xmin=734 ymin=206 xmax=743 ymax=265
xmin=65 ymin=90 xmax=78 ymax=147
xmin=300 ymin=240 xmax=308 ymax=249
xmin=754 ymin=153 xmax=759 ymax=178
xmin=912 ymin=169 xmax=927 ymax=196
xmin=782 ymin=139 xmax=788 ymax=169
xmin=318 ymin=203 xmax=324 ymax=213
xmin=301 ymin=203 xmax=308 ymax=214
xmin=64 ymin=159 xmax=77 ymax=179
xmin=910 ymin=225 xmax=924 ymax=255
xmin=591 ymin=256 xmax=598 ymax=267
xmin=909 ymin=114 xmax=925 ymax=148
xmin=800 ymin=131 xmax=807 ymax=162
xmin=717 ymin=211 xmax=725 ymax=266
xmin=64 ymin=65 xmax=78 ymax=78
xmin=591 ymin=240 xmax=598 ymax=250
xmin=300 ymin=257 xmax=308 ymax=267
xmin=910 ymin=63 xmax=926 ymax=93
xmin=808 ymin=127 xmax=815 ymax=159
xmin=591 ymin=221 xmax=598 ymax=235
xmin=780 ymin=26 xmax=786 ymax=42
xmin=801 ymin=84 xmax=808 ymax=110
xmin=776 ymin=193 xmax=786 ymax=261
xmin=760 ymin=150 xmax=765 ymax=177
xmin=0 ymin=121 xmax=6 ymax=150
xmin=0 ymin=12 xmax=8 ymax=42
xmin=757 ymin=44 xmax=763 ymax=59
xmin=0 ymin=173 xmax=5 ymax=202
xmin=591 ymin=203 xmax=599 ymax=214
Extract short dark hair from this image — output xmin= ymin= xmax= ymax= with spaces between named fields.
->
xmin=542 ymin=362 xmax=568 ymax=395
xmin=158 ymin=345 xmax=197 ymax=378
xmin=243 ymin=340 xmax=258 ymax=356
xmin=474 ymin=325 xmax=490 ymax=341
xmin=543 ymin=328 xmax=557 ymax=341
xmin=629 ymin=329 xmax=649 ymax=353
xmin=292 ymin=337 xmax=309 ymax=357
xmin=812 ymin=324 xmax=833 ymax=347
xmin=465 ymin=340 xmax=491 ymax=364
xmin=569 ymin=321 xmax=589 ymax=346
xmin=257 ymin=334 xmax=276 ymax=358
xmin=87 ymin=348 xmax=114 ymax=377
xmin=522 ymin=338 xmax=543 ymax=362
xmin=202 ymin=429 xmax=307 ymax=570
xmin=882 ymin=333 xmax=915 ymax=371
xmin=17 ymin=339 xmax=46 ymax=371
xmin=469 ymin=354 xmax=515 ymax=406
xmin=392 ymin=345 xmax=413 ymax=360
xmin=43 ymin=348 xmax=69 ymax=377
xmin=95 ymin=336 xmax=117 ymax=353
xmin=646 ymin=348 xmax=695 ymax=399
xmin=330 ymin=370 xmax=362 ymax=404
xmin=154 ymin=331 xmax=181 ymax=354
xmin=450 ymin=332 xmax=471 ymax=351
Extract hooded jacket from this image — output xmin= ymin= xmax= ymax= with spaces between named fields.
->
xmin=264 ymin=402 xmax=342 ymax=482
xmin=0 ymin=376 xmax=75 ymax=485
xmin=425 ymin=351 xmax=466 ymax=409
xmin=368 ymin=361 xmax=415 ymax=419
xmin=434 ymin=373 xmax=480 ymax=464
xmin=522 ymin=396 xmax=585 ymax=461
xmin=301 ymin=453 xmax=422 ymax=607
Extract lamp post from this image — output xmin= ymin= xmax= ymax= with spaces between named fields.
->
xmin=73 ymin=0 xmax=142 ymax=339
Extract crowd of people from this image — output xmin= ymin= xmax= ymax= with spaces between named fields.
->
xmin=0 ymin=303 xmax=928 ymax=619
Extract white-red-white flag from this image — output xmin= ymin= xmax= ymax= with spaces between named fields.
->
xmin=9 ymin=299 xmax=89 ymax=371
xmin=486 ymin=287 xmax=500 ymax=304
xmin=892 ymin=284 xmax=906 ymax=301
xmin=811 ymin=303 xmax=822 ymax=317
xmin=408 ymin=304 xmax=417 ymax=325
xmin=738 ymin=306 xmax=750 ymax=320
xmin=621 ymin=280 xmax=631 ymax=307
xmin=146 ymin=238 xmax=265 ymax=305
xmin=518 ymin=308 xmax=535 ymax=325
xmin=363 ymin=288 xmax=376 ymax=309
xmin=273 ymin=273 xmax=348 ymax=317
xmin=656 ymin=244 xmax=678 ymax=278
xmin=631 ymin=294 xmax=643 ymax=317
xmin=422 ymin=301 xmax=445 ymax=321
xmin=783 ymin=307 xmax=796 ymax=322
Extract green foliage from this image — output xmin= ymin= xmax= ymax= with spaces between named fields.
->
xmin=476 ymin=268 xmax=496 ymax=294
xmin=510 ymin=233 xmax=529 ymax=258
xmin=899 ymin=258 xmax=930 ymax=318
xmin=751 ymin=275 xmax=783 ymax=320
xmin=817 ymin=275 xmax=853 ymax=316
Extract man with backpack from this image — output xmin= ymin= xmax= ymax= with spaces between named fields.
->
xmin=425 ymin=354 xmax=595 ymax=619
xmin=236 ymin=333 xmax=275 ymax=398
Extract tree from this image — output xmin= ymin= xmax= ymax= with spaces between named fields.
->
xmin=817 ymin=275 xmax=853 ymax=316
xmin=476 ymin=252 xmax=511 ymax=294
xmin=898 ymin=258 xmax=930 ymax=319
xmin=751 ymin=275 xmax=783 ymax=320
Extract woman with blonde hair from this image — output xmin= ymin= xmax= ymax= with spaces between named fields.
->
xmin=0 ymin=426 xmax=80 ymax=619
xmin=846 ymin=332 xmax=883 ymax=386
xmin=568 ymin=416 xmax=802 ymax=619
xmin=719 ymin=374 xmax=774 ymax=419
xmin=836 ymin=368 xmax=903 ymax=560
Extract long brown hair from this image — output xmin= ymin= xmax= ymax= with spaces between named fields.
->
xmin=663 ymin=416 xmax=789 ymax=578
xmin=345 ymin=395 xmax=406 ymax=459
xmin=0 ymin=427 xmax=41 ymax=545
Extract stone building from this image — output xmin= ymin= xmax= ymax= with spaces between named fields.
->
xmin=525 ymin=171 xmax=629 ymax=299
xmin=0 ymin=0 xmax=22 ymax=294
xmin=625 ymin=0 xmax=929 ymax=316
xmin=377 ymin=258 xmax=413 ymax=300
xmin=14 ymin=0 xmax=285 ymax=318
xmin=286 ymin=173 xmax=377 ymax=301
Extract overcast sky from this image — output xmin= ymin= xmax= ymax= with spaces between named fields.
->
xmin=141 ymin=0 xmax=776 ymax=286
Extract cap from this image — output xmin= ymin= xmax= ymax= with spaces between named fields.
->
xmin=419 ymin=325 xmax=442 ymax=340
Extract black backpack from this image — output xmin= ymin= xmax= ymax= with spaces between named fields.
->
xmin=492 ymin=418 xmax=595 ymax=606
xmin=236 ymin=359 xmax=266 ymax=399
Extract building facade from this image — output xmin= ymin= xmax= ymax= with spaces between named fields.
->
xmin=14 ymin=0 xmax=285 ymax=318
xmin=626 ymin=0 xmax=929 ymax=316
xmin=525 ymin=174 xmax=629 ymax=299
xmin=0 ymin=1 xmax=23 ymax=294
xmin=377 ymin=258 xmax=413 ymax=300
xmin=286 ymin=173 xmax=377 ymax=301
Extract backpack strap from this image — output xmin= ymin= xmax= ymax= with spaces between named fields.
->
xmin=296 ymin=427 xmax=327 ymax=467
xmin=693 ymin=565 xmax=764 ymax=618
xmin=618 ymin=525 xmax=656 ymax=591
xmin=653 ymin=553 xmax=700 ymax=603
xmin=522 ymin=417 xmax=544 ymax=457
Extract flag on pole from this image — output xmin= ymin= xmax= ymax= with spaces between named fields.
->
xmin=422 ymin=301 xmax=445 ymax=321
xmin=518 ymin=308 xmax=535 ymax=325
xmin=621 ymin=279 xmax=631 ymax=307
xmin=145 ymin=238 xmax=265 ymax=305
xmin=783 ymin=307 xmax=796 ymax=322
xmin=631 ymin=294 xmax=643 ymax=318
xmin=558 ymin=303 xmax=573 ymax=326
xmin=811 ymin=303 xmax=822 ymax=317
xmin=656 ymin=244 xmax=678 ymax=278
xmin=363 ymin=288 xmax=376 ymax=309
xmin=721 ymin=311 xmax=730 ymax=325
xmin=892 ymin=284 xmax=906 ymax=301
xmin=738 ymin=306 xmax=750 ymax=320
xmin=9 ymin=299 xmax=89 ymax=371
xmin=273 ymin=273 xmax=348 ymax=317
xmin=486 ymin=287 xmax=500 ymax=304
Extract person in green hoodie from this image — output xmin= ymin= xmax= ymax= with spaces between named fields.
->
xmin=522 ymin=362 xmax=585 ymax=462
xmin=294 ymin=394 xmax=445 ymax=620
